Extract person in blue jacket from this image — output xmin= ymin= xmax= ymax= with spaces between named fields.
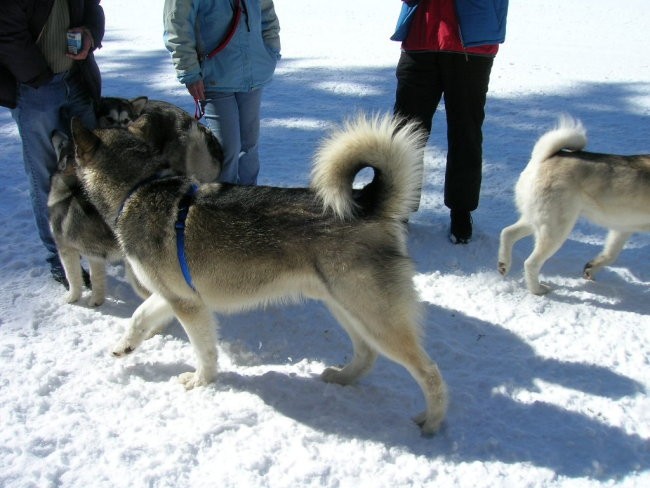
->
xmin=164 ymin=0 xmax=281 ymax=185
xmin=392 ymin=0 xmax=508 ymax=244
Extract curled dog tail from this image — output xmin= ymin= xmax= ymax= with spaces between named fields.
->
xmin=311 ymin=114 xmax=426 ymax=221
xmin=531 ymin=114 xmax=588 ymax=163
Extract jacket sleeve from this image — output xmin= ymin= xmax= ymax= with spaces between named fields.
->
xmin=261 ymin=0 xmax=281 ymax=56
xmin=81 ymin=0 xmax=105 ymax=50
xmin=163 ymin=0 xmax=202 ymax=85
xmin=0 ymin=2 xmax=53 ymax=87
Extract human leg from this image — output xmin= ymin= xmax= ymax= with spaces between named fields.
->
xmin=441 ymin=53 xmax=493 ymax=213
xmin=394 ymin=51 xmax=443 ymax=209
xmin=11 ymin=74 xmax=68 ymax=259
xmin=235 ymin=88 xmax=262 ymax=185
xmin=201 ymin=92 xmax=241 ymax=184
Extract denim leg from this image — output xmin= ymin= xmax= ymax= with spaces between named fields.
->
xmin=202 ymin=92 xmax=241 ymax=184
xmin=11 ymin=74 xmax=68 ymax=257
xmin=235 ymin=89 xmax=262 ymax=185
xmin=11 ymin=71 xmax=96 ymax=260
xmin=201 ymin=89 xmax=262 ymax=185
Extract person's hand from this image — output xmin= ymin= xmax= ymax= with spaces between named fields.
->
xmin=186 ymin=80 xmax=205 ymax=101
xmin=66 ymin=27 xmax=94 ymax=61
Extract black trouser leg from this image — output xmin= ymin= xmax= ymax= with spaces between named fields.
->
xmin=394 ymin=52 xmax=443 ymax=210
xmin=394 ymin=51 xmax=493 ymax=213
xmin=441 ymin=53 xmax=493 ymax=212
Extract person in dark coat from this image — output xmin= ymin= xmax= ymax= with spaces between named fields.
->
xmin=0 ymin=0 xmax=104 ymax=285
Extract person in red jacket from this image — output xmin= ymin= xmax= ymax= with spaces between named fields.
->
xmin=0 ymin=0 xmax=104 ymax=285
xmin=393 ymin=0 xmax=508 ymax=244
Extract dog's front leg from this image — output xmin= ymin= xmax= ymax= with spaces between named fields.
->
xmin=112 ymin=293 xmax=174 ymax=356
xmin=169 ymin=300 xmax=218 ymax=390
xmin=87 ymin=257 xmax=107 ymax=307
xmin=58 ymin=247 xmax=83 ymax=303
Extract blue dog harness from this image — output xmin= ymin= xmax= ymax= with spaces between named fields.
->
xmin=175 ymin=183 xmax=199 ymax=291
xmin=117 ymin=177 xmax=200 ymax=292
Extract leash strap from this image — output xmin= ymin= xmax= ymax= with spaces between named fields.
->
xmin=193 ymin=0 xmax=242 ymax=120
xmin=194 ymin=98 xmax=204 ymax=121
xmin=206 ymin=0 xmax=242 ymax=59
xmin=175 ymin=183 xmax=200 ymax=291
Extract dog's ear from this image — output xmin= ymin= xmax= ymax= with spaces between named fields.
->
xmin=70 ymin=117 xmax=100 ymax=164
xmin=129 ymin=96 xmax=148 ymax=116
xmin=128 ymin=113 xmax=152 ymax=140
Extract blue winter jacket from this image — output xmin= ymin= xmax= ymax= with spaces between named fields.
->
xmin=164 ymin=0 xmax=281 ymax=92
xmin=456 ymin=0 xmax=508 ymax=47
xmin=391 ymin=0 xmax=508 ymax=47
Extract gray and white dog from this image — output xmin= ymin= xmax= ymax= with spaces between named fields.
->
xmin=70 ymin=114 xmax=448 ymax=435
xmin=97 ymin=96 xmax=222 ymax=183
xmin=48 ymin=99 xmax=223 ymax=305
xmin=498 ymin=116 xmax=650 ymax=294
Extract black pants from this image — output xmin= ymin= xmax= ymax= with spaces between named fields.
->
xmin=394 ymin=51 xmax=493 ymax=211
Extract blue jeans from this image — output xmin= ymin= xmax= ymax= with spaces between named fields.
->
xmin=11 ymin=69 xmax=97 ymax=261
xmin=201 ymin=89 xmax=262 ymax=185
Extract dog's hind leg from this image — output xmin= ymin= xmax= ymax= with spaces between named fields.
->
xmin=498 ymin=219 xmax=533 ymax=276
xmin=320 ymin=299 xmax=378 ymax=385
xmin=112 ymin=293 xmax=174 ymax=357
xmin=583 ymin=230 xmax=632 ymax=280
xmin=525 ymin=219 xmax=575 ymax=295
xmin=59 ymin=247 xmax=83 ymax=303
xmin=87 ymin=257 xmax=107 ymax=307
xmin=326 ymin=287 xmax=447 ymax=435
xmin=168 ymin=300 xmax=218 ymax=390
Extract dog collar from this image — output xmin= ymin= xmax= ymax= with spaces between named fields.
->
xmin=175 ymin=183 xmax=199 ymax=291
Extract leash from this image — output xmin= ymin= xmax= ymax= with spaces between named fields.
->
xmin=194 ymin=0 xmax=242 ymax=121
xmin=194 ymin=99 xmax=204 ymax=121
xmin=206 ymin=0 xmax=242 ymax=60
xmin=175 ymin=183 xmax=199 ymax=291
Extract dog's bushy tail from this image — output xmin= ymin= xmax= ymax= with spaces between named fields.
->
xmin=311 ymin=114 xmax=426 ymax=220
xmin=531 ymin=114 xmax=587 ymax=163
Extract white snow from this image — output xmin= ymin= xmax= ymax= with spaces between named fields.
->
xmin=1 ymin=1 xmax=649 ymax=487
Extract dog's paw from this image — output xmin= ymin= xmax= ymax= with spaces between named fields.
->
xmin=87 ymin=293 xmax=105 ymax=307
xmin=111 ymin=339 xmax=135 ymax=357
xmin=64 ymin=290 xmax=82 ymax=304
xmin=320 ymin=366 xmax=354 ymax=386
xmin=583 ymin=264 xmax=596 ymax=280
xmin=414 ymin=411 xmax=444 ymax=436
xmin=497 ymin=261 xmax=509 ymax=276
xmin=529 ymin=283 xmax=551 ymax=295
xmin=177 ymin=371 xmax=211 ymax=390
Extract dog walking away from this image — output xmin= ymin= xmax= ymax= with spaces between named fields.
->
xmin=71 ymin=114 xmax=448 ymax=435
xmin=498 ymin=116 xmax=650 ymax=294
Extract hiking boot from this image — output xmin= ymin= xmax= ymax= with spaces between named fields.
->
xmin=449 ymin=209 xmax=472 ymax=244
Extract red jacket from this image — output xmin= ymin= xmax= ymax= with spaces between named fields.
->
xmin=402 ymin=0 xmax=498 ymax=56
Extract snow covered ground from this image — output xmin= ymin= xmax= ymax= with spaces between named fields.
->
xmin=1 ymin=1 xmax=648 ymax=486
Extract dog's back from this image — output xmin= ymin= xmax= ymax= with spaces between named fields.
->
xmin=522 ymin=116 xmax=650 ymax=230
xmin=499 ymin=115 xmax=650 ymax=294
